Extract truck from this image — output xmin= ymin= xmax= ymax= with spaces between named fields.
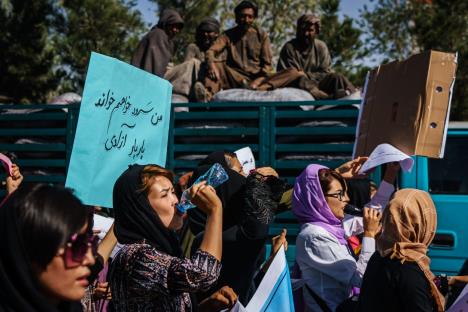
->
xmin=0 ymin=101 xmax=467 ymax=275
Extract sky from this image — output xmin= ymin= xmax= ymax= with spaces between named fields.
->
xmin=136 ymin=0 xmax=373 ymax=25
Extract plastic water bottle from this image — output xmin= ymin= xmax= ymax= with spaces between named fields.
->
xmin=177 ymin=163 xmax=229 ymax=213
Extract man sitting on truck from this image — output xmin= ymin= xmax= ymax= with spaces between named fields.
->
xmin=194 ymin=1 xmax=303 ymax=102
xmin=165 ymin=17 xmax=222 ymax=101
xmin=277 ymin=14 xmax=356 ymax=99
xmin=131 ymin=9 xmax=184 ymax=78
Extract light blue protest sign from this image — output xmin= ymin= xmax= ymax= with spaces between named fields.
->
xmin=242 ymin=245 xmax=295 ymax=312
xmin=66 ymin=52 xmax=172 ymax=208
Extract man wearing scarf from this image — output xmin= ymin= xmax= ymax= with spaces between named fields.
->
xmin=195 ymin=1 xmax=272 ymax=101
xmin=277 ymin=14 xmax=356 ymax=99
xmin=131 ymin=9 xmax=184 ymax=78
xmin=165 ymin=18 xmax=222 ymax=101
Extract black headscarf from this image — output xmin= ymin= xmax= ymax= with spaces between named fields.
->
xmin=113 ymin=164 xmax=182 ymax=257
xmin=188 ymin=151 xmax=247 ymax=235
xmin=157 ymin=9 xmax=184 ymax=29
xmin=197 ymin=17 xmax=220 ymax=34
xmin=346 ymin=179 xmax=371 ymax=208
xmin=234 ymin=1 xmax=259 ymax=18
xmin=0 ymin=192 xmax=70 ymax=312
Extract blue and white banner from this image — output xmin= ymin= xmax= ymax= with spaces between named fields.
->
xmin=247 ymin=245 xmax=295 ymax=312
xmin=225 ymin=245 xmax=295 ymax=312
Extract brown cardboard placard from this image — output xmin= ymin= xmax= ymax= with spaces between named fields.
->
xmin=354 ymin=50 xmax=457 ymax=158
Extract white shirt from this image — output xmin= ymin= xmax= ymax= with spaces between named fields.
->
xmin=295 ymin=180 xmax=395 ymax=311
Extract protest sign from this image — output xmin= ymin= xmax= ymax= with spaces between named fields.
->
xmin=354 ymin=50 xmax=457 ymax=159
xmin=447 ymin=284 xmax=468 ymax=312
xmin=235 ymin=146 xmax=256 ymax=175
xmin=66 ymin=52 xmax=172 ymax=208
xmin=237 ymin=245 xmax=294 ymax=311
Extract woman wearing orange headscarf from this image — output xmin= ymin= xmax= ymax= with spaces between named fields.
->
xmin=357 ymin=189 xmax=445 ymax=312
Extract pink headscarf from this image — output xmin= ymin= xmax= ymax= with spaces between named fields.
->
xmin=292 ymin=164 xmax=347 ymax=245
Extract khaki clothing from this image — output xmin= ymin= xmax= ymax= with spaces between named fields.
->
xmin=203 ymin=26 xmax=273 ymax=97
xmin=278 ymin=38 xmax=355 ymax=98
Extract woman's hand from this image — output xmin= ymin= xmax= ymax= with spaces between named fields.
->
xmin=199 ymin=286 xmax=238 ymax=312
xmin=255 ymin=167 xmax=279 ymax=178
xmin=92 ymin=282 xmax=112 ymax=300
xmin=363 ymin=208 xmax=382 ymax=238
xmin=190 ymin=181 xmax=222 ymax=216
xmin=271 ymin=228 xmax=288 ymax=256
xmin=335 ymin=157 xmax=368 ymax=179
xmin=262 ymin=229 xmax=288 ymax=273
xmin=6 ymin=164 xmax=23 ymax=194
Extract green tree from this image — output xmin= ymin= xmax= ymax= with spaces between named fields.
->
xmin=360 ymin=0 xmax=468 ymax=120
xmin=317 ymin=0 xmax=368 ymax=86
xmin=149 ymin=0 xmax=218 ymax=62
xmin=56 ymin=0 xmax=145 ymax=93
xmin=0 ymin=0 xmax=62 ymax=102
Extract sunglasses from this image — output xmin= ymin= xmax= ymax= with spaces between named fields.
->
xmin=324 ymin=189 xmax=346 ymax=201
xmin=63 ymin=233 xmax=99 ymax=268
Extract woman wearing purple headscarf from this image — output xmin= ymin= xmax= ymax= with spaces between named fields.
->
xmin=292 ymin=160 xmax=399 ymax=311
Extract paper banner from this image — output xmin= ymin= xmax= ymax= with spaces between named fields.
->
xmin=359 ymin=143 xmax=414 ymax=174
xmin=66 ymin=52 xmax=172 ymax=208
xmin=235 ymin=146 xmax=256 ymax=175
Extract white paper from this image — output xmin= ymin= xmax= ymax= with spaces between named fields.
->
xmin=448 ymin=283 xmax=468 ymax=312
xmin=359 ymin=143 xmax=414 ymax=174
xmin=235 ymin=146 xmax=256 ymax=175
xmin=93 ymin=214 xmax=114 ymax=240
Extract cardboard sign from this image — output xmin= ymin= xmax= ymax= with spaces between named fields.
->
xmin=354 ymin=50 xmax=457 ymax=158
xmin=66 ymin=52 xmax=172 ymax=208
xmin=235 ymin=146 xmax=256 ymax=175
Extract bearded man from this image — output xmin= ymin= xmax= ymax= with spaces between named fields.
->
xmin=195 ymin=1 xmax=273 ymax=101
xmin=277 ymin=14 xmax=356 ymax=99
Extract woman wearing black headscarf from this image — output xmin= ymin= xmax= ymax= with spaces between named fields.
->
xmin=109 ymin=164 xmax=235 ymax=311
xmin=0 ymin=184 xmax=96 ymax=312
xmin=188 ymin=151 xmax=287 ymax=304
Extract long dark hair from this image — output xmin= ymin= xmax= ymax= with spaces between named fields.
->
xmin=13 ymin=184 xmax=89 ymax=268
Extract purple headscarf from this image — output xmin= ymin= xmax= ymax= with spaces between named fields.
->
xmin=292 ymin=164 xmax=347 ymax=245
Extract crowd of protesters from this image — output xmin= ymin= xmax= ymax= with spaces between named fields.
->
xmin=2 ymin=149 xmax=468 ymax=312
xmin=1 ymin=1 xmax=468 ymax=311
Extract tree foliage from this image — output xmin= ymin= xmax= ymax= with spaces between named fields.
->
xmin=56 ymin=0 xmax=145 ymax=93
xmin=317 ymin=0 xmax=367 ymax=86
xmin=360 ymin=0 xmax=468 ymax=120
xmin=0 ymin=0 xmax=62 ymax=102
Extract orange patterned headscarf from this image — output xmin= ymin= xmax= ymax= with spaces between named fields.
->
xmin=377 ymin=189 xmax=445 ymax=312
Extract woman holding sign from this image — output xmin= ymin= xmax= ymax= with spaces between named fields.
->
xmin=109 ymin=164 xmax=236 ymax=311
xmin=292 ymin=159 xmax=399 ymax=311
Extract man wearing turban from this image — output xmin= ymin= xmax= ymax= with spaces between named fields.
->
xmin=277 ymin=14 xmax=356 ymax=99
xmin=164 ymin=17 xmax=222 ymax=102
